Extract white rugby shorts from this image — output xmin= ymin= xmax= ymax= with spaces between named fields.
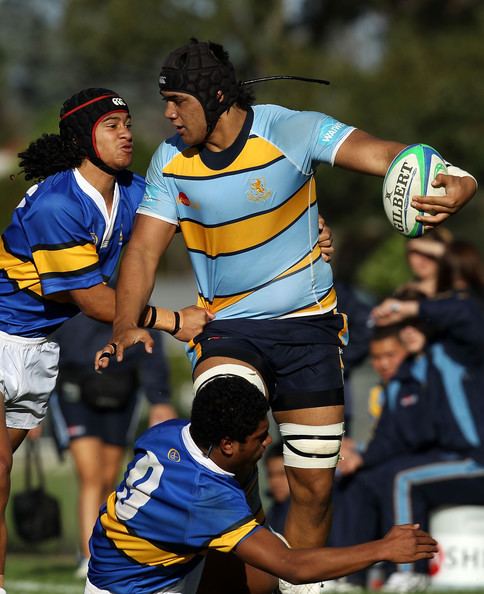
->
xmin=0 ymin=330 xmax=59 ymax=429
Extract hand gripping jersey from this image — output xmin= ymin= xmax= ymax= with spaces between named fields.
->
xmin=138 ymin=104 xmax=354 ymax=320
xmin=88 ymin=420 xmax=260 ymax=594
xmin=0 ymin=169 xmax=144 ymax=337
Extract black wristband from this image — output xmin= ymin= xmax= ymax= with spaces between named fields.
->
xmin=168 ymin=311 xmax=181 ymax=335
xmin=139 ymin=305 xmax=157 ymax=328
xmin=146 ymin=305 xmax=157 ymax=328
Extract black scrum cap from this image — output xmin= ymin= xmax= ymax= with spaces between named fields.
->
xmin=159 ymin=39 xmax=239 ymax=135
xmin=59 ymin=88 xmax=130 ymax=175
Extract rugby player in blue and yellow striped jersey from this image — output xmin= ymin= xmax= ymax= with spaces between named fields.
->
xmin=85 ymin=375 xmax=437 ymax=594
xmin=0 ymin=88 xmax=210 ymax=594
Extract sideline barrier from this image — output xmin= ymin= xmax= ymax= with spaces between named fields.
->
xmin=429 ymin=505 xmax=484 ymax=589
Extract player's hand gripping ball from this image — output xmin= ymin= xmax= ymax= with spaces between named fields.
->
xmin=383 ymin=144 xmax=447 ymax=237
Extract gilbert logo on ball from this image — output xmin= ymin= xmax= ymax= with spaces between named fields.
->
xmin=383 ymin=144 xmax=447 ymax=237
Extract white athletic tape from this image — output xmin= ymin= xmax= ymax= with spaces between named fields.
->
xmin=278 ymin=579 xmax=323 ymax=594
xmin=445 ymin=163 xmax=478 ymax=188
xmin=193 ymin=364 xmax=268 ymax=398
xmin=279 ymin=421 xmax=344 ymax=469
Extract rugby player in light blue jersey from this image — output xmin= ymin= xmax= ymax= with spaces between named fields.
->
xmin=85 ymin=375 xmax=436 ymax=594
xmin=0 ymin=88 xmax=210 ymax=594
xmin=97 ymin=39 xmax=477 ymax=594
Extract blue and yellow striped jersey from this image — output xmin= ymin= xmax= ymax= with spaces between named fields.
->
xmin=138 ymin=104 xmax=354 ymax=320
xmin=0 ymin=169 xmax=144 ymax=337
xmin=88 ymin=420 xmax=260 ymax=593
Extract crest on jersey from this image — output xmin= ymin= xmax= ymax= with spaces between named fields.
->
xmin=90 ymin=232 xmax=99 ymax=246
xmin=168 ymin=448 xmax=181 ymax=462
xmin=177 ymin=192 xmax=191 ymax=206
xmin=176 ymin=191 xmax=200 ymax=209
xmin=246 ymin=177 xmax=272 ymax=202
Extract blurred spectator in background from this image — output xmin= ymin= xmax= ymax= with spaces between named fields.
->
xmin=334 ymin=281 xmax=373 ymax=436
xmin=436 ymin=239 xmax=484 ymax=304
xmin=50 ymin=313 xmax=173 ymax=578
xmin=366 ymin=325 xmax=408 ymax=423
xmin=404 ymin=228 xmax=453 ymax=297
xmin=330 ymin=286 xmax=484 ymax=593
xmin=264 ymin=441 xmax=290 ymax=535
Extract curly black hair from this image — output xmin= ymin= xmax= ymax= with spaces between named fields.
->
xmin=18 ymin=133 xmax=85 ymax=182
xmin=190 ymin=376 xmax=269 ymax=449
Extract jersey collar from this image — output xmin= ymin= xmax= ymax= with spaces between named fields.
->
xmin=199 ymin=107 xmax=254 ymax=171
xmin=73 ymin=168 xmax=120 ymax=248
xmin=182 ymin=424 xmax=234 ymax=476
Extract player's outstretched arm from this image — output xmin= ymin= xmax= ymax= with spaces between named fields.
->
xmin=52 ymin=283 xmax=116 ymax=323
xmin=335 ymin=130 xmax=477 ymax=227
xmin=94 ymin=304 xmax=213 ymax=371
xmin=235 ymin=524 xmax=437 ymax=585
xmin=94 ymin=215 xmax=176 ymax=371
xmin=114 ymin=214 xmax=176 ymax=337
xmin=333 ymin=129 xmax=406 ymax=176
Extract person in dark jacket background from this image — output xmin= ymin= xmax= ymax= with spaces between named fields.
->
xmin=264 ymin=441 xmax=291 ymax=535
xmin=330 ymin=291 xmax=484 ymax=593
xmin=50 ymin=312 xmax=173 ymax=578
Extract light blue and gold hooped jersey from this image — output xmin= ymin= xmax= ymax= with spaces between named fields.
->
xmin=88 ymin=420 xmax=260 ymax=594
xmin=138 ymin=104 xmax=355 ymax=320
xmin=0 ymin=169 xmax=144 ymax=337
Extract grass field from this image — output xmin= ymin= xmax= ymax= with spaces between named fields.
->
xmin=4 ymin=553 xmax=484 ymax=594
xmin=6 ymin=554 xmax=84 ymax=593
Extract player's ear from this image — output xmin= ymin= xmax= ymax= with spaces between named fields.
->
xmin=219 ymin=436 xmax=234 ymax=455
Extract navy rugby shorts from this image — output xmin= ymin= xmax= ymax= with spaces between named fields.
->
xmin=187 ymin=311 xmax=346 ymax=411
xmin=51 ymin=378 xmax=139 ymax=448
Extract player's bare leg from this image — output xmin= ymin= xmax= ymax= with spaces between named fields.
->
xmin=0 ymin=398 xmax=28 ymax=590
xmin=273 ymin=405 xmax=344 ymax=548
xmin=70 ymin=437 xmax=125 ymax=561
xmin=147 ymin=402 xmax=177 ymax=427
xmin=0 ymin=400 xmax=11 ymax=592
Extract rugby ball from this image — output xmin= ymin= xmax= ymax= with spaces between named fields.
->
xmin=383 ymin=144 xmax=447 ymax=237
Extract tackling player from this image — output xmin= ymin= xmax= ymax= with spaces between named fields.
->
xmin=85 ymin=375 xmax=437 ymax=594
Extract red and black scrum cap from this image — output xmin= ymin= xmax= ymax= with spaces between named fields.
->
xmin=159 ymin=39 xmax=239 ymax=135
xmin=59 ymin=88 xmax=130 ymax=175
